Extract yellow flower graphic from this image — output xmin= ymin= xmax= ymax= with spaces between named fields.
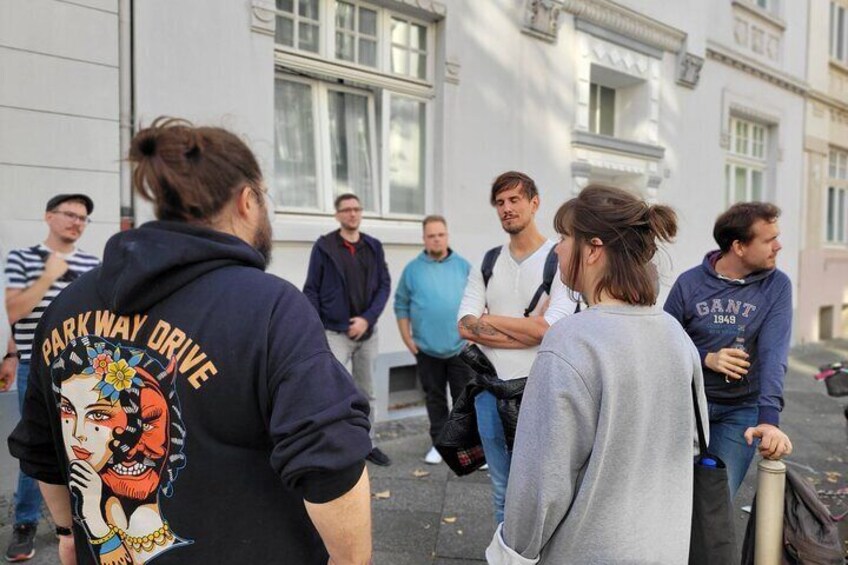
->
xmin=104 ymin=359 xmax=137 ymax=392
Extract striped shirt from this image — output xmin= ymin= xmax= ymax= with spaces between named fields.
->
xmin=5 ymin=244 xmax=100 ymax=362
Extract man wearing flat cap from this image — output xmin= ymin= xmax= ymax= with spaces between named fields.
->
xmin=1 ymin=194 xmax=100 ymax=562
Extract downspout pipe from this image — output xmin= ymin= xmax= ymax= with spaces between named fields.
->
xmin=118 ymin=0 xmax=134 ymax=230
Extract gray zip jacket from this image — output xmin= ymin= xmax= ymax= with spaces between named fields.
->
xmin=487 ymin=304 xmax=707 ymax=565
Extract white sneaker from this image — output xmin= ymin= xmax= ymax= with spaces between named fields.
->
xmin=479 ymin=463 xmax=489 ymax=471
xmin=424 ymin=447 xmax=443 ymax=465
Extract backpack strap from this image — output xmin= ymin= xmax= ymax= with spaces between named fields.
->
xmin=480 ymin=246 xmax=502 ymax=288
xmin=523 ymin=246 xmax=559 ymax=317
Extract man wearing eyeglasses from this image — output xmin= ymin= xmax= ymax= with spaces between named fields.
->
xmin=1 ymin=193 xmax=100 ymax=562
xmin=303 ymin=193 xmax=393 ymax=467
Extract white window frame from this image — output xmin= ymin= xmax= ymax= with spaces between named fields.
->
xmin=726 ymin=117 xmax=769 ymax=205
xmin=379 ymin=90 xmax=434 ymax=219
xmin=272 ymin=0 xmax=322 ymax=53
xmin=387 ymin=13 xmax=433 ymax=81
xmin=273 ymin=0 xmax=437 ymax=219
xmin=333 ymin=0 xmax=381 ymax=69
xmin=588 ymin=82 xmax=616 ymax=137
xmin=826 ymin=148 xmax=848 ymax=245
xmin=274 ymin=74 xmax=381 ymax=216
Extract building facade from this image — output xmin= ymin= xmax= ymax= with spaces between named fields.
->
xmin=0 ymin=0 xmax=815 ymax=418
xmin=798 ymin=0 xmax=848 ymax=342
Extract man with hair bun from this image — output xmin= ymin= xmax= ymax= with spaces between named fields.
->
xmin=665 ymin=201 xmax=793 ymax=499
xmin=8 ymin=117 xmax=373 ymax=565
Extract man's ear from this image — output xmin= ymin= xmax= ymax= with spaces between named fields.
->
xmin=235 ymin=186 xmax=254 ymax=219
xmin=731 ymin=239 xmax=745 ymax=257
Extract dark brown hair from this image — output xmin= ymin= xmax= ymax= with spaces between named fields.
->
xmin=713 ymin=202 xmax=781 ymax=253
xmin=554 ymin=185 xmax=677 ymax=306
xmin=490 ymin=171 xmax=538 ymax=205
xmin=334 ymin=193 xmax=360 ymax=211
xmin=128 ymin=117 xmax=263 ymax=222
xmin=422 ymin=214 xmax=447 ymax=229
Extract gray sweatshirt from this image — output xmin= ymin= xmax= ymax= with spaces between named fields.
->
xmin=488 ymin=304 xmax=707 ymax=565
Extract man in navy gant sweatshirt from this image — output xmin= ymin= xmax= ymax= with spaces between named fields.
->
xmin=665 ymin=202 xmax=793 ymax=498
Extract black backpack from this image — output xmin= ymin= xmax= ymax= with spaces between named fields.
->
xmin=741 ymin=467 xmax=844 ymax=564
xmin=480 ymin=245 xmax=580 ymax=317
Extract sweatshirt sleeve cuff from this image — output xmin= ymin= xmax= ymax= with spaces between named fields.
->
xmin=485 ymin=524 xmax=540 ymax=565
xmin=300 ymin=460 xmax=366 ymax=504
xmin=757 ymin=406 xmax=780 ymax=427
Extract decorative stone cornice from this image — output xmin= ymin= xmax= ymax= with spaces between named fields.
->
xmin=250 ymin=0 xmax=275 ymax=37
xmin=706 ymin=41 xmax=807 ymax=96
xmin=558 ymin=0 xmax=686 ymax=53
xmin=676 ymin=51 xmax=704 ymax=89
xmin=523 ymin=0 xmax=563 ymax=43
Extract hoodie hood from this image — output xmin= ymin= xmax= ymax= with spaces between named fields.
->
xmin=97 ymin=221 xmax=266 ymax=315
xmin=701 ymin=249 xmax=775 ymax=286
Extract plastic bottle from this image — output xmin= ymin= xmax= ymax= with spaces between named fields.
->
xmin=732 ymin=326 xmax=747 ymax=352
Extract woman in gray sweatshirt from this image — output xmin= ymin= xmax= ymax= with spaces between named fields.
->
xmin=487 ymin=185 xmax=708 ymax=564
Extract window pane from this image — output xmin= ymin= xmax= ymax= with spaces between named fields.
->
xmin=827 ymin=187 xmax=836 ymax=241
xmin=735 ymin=120 xmax=748 ymax=155
xmin=832 ymin=2 xmax=837 ymax=57
xmin=299 ymin=0 xmax=318 ymax=20
xmin=411 ymin=24 xmax=426 ymax=50
xmin=389 ymin=97 xmax=426 ymax=215
xmin=725 ymin=163 xmax=731 ymax=203
xmin=359 ymin=38 xmax=377 ymax=67
xmin=328 ymin=90 xmax=377 ymax=212
xmin=392 ymin=18 xmax=408 ymax=45
xmin=274 ymin=80 xmax=318 ymax=208
xmin=840 ymin=7 xmax=846 ymax=60
xmin=599 ymin=85 xmax=615 ymax=136
xmin=277 ymin=0 xmax=294 ymax=13
xmin=299 ymin=23 xmax=319 ymax=52
xmin=414 ymin=53 xmax=426 ymax=79
xmin=735 ymin=166 xmax=747 ymax=203
xmin=830 ymin=150 xmax=837 ymax=178
xmin=276 ymin=16 xmax=294 ymax=46
xmin=336 ymin=32 xmax=354 ymax=61
xmin=751 ymin=169 xmax=763 ymax=201
xmin=839 ymin=189 xmax=846 ymax=241
xmin=757 ymin=0 xmax=768 ymax=8
xmin=359 ymin=7 xmax=377 ymax=36
xmin=840 ymin=152 xmax=847 ymax=179
xmin=336 ymin=1 xmax=355 ymax=30
xmin=392 ymin=46 xmax=408 ymax=75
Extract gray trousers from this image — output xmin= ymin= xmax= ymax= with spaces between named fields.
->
xmin=326 ymin=329 xmax=378 ymax=441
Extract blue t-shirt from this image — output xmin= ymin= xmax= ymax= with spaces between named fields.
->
xmin=394 ymin=250 xmax=470 ymax=358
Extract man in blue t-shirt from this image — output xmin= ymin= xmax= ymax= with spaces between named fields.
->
xmin=665 ymin=202 xmax=793 ymax=497
xmin=394 ymin=215 xmax=473 ymax=465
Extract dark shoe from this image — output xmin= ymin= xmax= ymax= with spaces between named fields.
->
xmin=5 ymin=523 xmax=36 ymax=562
xmin=366 ymin=447 xmax=392 ymax=466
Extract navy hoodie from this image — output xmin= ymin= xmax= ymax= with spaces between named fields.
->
xmin=664 ymin=250 xmax=792 ymax=426
xmin=8 ymin=221 xmax=371 ymax=565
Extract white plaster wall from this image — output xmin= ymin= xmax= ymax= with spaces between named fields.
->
xmin=0 ymin=0 xmax=120 ymax=257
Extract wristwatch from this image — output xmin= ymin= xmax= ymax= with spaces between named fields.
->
xmin=55 ymin=525 xmax=73 ymax=537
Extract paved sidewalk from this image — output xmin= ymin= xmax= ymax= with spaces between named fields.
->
xmin=2 ymin=340 xmax=847 ymax=563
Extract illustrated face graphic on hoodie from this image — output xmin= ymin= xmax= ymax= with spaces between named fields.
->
xmin=54 ymin=338 xmax=189 ymax=564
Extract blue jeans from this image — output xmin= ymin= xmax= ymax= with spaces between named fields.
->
xmin=15 ymin=361 xmax=42 ymax=525
xmin=475 ymin=391 xmax=511 ymax=525
xmin=707 ymin=403 xmax=759 ymax=499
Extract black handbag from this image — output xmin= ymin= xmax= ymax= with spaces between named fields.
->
xmin=689 ymin=381 xmax=737 ymax=565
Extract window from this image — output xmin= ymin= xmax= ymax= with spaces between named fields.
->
xmin=274 ymin=0 xmax=434 ymax=217
xmin=589 ymin=83 xmax=615 ymax=136
xmin=725 ymin=117 xmax=768 ymax=204
xmin=831 ymin=2 xmax=848 ymax=63
xmin=391 ymin=17 xmax=428 ymax=79
xmin=335 ymin=1 xmax=378 ymax=67
xmin=826 ymin=148 xmax=848 ymax=244
xmin=274 ymin=0 xmax=321 ymax=53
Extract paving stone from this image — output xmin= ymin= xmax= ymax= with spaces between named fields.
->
xmin=372 ymin=509 xmax=441 ymax=554
xmin=370 ymin=476 xmax=446 ymax=513
xmin=435 ymin=481 xmax=495 ymax=561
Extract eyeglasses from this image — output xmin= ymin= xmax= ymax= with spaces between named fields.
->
xmin=337 ymin=207 xmax=363 ymax=214
xmin=51 ymin=210 xmax=91 ymax=224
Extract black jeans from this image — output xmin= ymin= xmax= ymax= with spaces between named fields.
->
xmin=416 ymin=351 xmax=474 ymax=444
